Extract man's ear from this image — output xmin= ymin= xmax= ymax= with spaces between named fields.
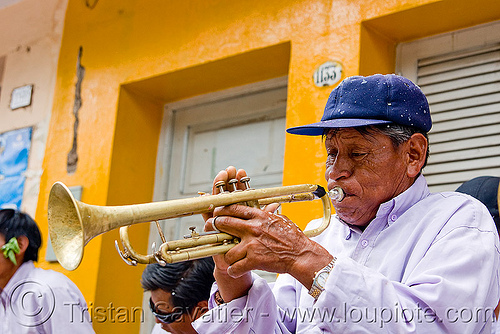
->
xmin=191 ymin=299 xmax=209 ymax=319
xmin=406 ymin=133 xmax=428 ymax=178
xmin=16 ymin=235 xmax=29 ymax=262
xmin=196 ymin=299 xmax=208 ymax=310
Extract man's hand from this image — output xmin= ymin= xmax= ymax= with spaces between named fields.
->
xmin=203 ymin=166 xmax=253 ymax=302
xmin=204 ymin=166 xmax=333 ymax=292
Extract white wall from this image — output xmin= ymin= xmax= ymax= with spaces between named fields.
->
xmin=0 ymin=0 xmax=68 ymax=215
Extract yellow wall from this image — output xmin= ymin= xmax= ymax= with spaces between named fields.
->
xmin=35 ymin=0 xmax=500 ymax=332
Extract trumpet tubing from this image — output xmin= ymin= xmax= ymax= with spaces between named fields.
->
xmin=48 ymin=180 xmax=343 ymax=270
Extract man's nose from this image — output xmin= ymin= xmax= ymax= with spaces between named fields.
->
xmin=326 ymin=156 xmax=353 ymax=181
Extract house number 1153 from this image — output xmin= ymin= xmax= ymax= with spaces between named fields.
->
xmin=313 ymin=61 xmax=342 ymax=87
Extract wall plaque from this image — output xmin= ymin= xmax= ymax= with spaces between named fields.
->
xmin=10 ymin=84 xmax=33 ymax=110
xmin=313 ymin=61 xmax=343 ymax=87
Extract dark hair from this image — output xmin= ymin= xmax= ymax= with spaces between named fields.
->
xmin=0 ymin=209 xmax=42 ymax=263
xmin=141 ymin=257 xmax=215 ymax=311
xmin=323 ymin=124 xmax=430 ymax=169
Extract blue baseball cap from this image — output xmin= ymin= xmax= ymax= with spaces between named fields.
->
xmin=287 ymin=74 xmax=432 ymax=136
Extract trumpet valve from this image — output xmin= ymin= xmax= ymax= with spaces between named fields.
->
xmin=215 ymin=180 xmax=226 ymax=193
xmin=239 ymin=176 xmax=252 ymax=190
xmin=228 ymin=178 xmax=240 ymax=192
xmin=184 ymin=226 xmax=200 ymax=239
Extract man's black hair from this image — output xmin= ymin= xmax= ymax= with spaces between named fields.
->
xmin=0 ymin=209 xmax=42 ymax=263
xmin=141 ymin=257 xmax=215 ymax=311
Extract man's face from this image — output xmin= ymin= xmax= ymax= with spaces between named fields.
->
xmin=0 ymin=233 xmax=17 ymax=289
xmin=324 ymin=128 xmax=413 ymax=227
xmin=150 ymin=288 xmax=202 ymax=334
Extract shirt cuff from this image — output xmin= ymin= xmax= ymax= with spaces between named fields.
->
xmin=193 ymin=273 xmax=277 ymax=333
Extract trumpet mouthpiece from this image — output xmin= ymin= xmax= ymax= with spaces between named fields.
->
xmin=328 ymin=186 xmax=345 ymax=202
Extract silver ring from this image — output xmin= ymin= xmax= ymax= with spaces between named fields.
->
xmin=212 ymin=216 xmax=219 ymax=231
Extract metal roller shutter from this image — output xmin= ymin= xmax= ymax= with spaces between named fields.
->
xmin=419 ymin=46 xmax=500 ymax=192
xmin=397 ymin=22 xmax=500 ymax=192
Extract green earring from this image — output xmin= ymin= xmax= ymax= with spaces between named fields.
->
xmin=1 ymin=237 xmax=20 ymax=265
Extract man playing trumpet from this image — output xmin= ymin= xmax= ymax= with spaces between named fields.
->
xmin=193 ymin=74 xmax=500 ymax=333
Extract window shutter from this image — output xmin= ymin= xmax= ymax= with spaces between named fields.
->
xmin=416 ymin=45 xmax=500 ymax=192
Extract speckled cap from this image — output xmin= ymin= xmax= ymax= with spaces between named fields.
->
xmin=287 ymin=74 xmax=432 ymax=136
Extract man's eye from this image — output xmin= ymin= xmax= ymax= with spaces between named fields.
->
xmin=351 ymin=152 xmax=368 ymax=159
xmin=326 ymin=150 xmax=337 ymax=157
xmin=326 ymin=153 xmax=336 ymax=165
xmin=327 ymin=152 xmax=337 ymax=161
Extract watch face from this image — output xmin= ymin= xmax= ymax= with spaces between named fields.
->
xmin=317 ymin=271 xmax=329 ymax=286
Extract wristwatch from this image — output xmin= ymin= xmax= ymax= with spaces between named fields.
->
xmin=308 ymin=257 xmax=337 ymax=300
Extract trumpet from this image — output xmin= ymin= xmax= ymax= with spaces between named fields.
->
xmin=47 ymin=178 xmax=345 ymax=271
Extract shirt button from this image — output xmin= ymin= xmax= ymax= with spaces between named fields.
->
xmin=390 ymin=214 xmax=398 ymax=222
xmin=361 ymin=239 xmax=369 ymax=248
xmin=345 ymin=233 xmax=351 ymax=240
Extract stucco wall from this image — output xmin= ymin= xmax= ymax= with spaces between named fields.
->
xmin=0 ymin=0 xmax=68 ymax=216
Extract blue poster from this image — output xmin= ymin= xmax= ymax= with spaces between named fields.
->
xmin=0 ymin=127 xmax=32 ymax=210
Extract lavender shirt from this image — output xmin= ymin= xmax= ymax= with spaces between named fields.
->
xmin=193 ymin=175 xmax=500 ymax=333
xmin=0 ymin=261 xmax=94 ymax=333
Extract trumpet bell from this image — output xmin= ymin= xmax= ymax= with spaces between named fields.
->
xmin=47 ymin=182 xmax=85 ymax=271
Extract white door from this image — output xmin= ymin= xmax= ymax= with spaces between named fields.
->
xmin=140 ymin=77 xmax=288 ymax=334
xmin=158 ymin=79 xmax=287 ymax=242
xmin=397 ymin=21 xmax=500 ymax=192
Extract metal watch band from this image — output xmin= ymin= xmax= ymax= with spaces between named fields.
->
xmin=308 ymin=256 xmax=337 ymax=300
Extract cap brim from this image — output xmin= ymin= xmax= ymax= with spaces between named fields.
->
xmin=286 ymin=118 xmax=393 ymax=136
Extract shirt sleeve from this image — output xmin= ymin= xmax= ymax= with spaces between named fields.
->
xmin=193 ymin=273 xmax=293 ymax=333
xmin=313 ymin=202 xmax=500 ymax=333
xmin=151 ymin=323 xmax=166 ymax=333
xmin=40 ymin=274 xmax=95 ymax=333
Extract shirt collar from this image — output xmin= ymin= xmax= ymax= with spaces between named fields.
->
xmin=376 ymin=174 xmax=430 ymax=226
xmin=338 ymin=174 xmax=430 ymax=236
xmin=1 ymin=261 xmax=34 ymax=298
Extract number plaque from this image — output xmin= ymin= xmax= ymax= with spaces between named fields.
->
xmin=313 ymin=61 xmax=343 ymax=87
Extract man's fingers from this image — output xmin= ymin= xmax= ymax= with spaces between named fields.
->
xmin=204 ymin=216 xmax=220 ymax=232
xmin=226 ymin=166 xmax=237 ymax=180
xmin=213 ymin=203 xmax=262 ymax=219
xmin=206 ymin=212 xmax=255 ymax=234
xmin=212 ymin=170 xmax=229 ymax=194
xmin=235 ymin=169 xmax=248 ymax=191
xmin=223 ymin=240 xmax=247 ymax=266
xmin=227 ymin=257 xmax=253 ymax=278
xmin=263 ymin=202 xmax=280 ymax=213
xmin=211 ymin=166 xmax=243 ymax=194
xmin=209 ymin=215 xmax=248 ymax=237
